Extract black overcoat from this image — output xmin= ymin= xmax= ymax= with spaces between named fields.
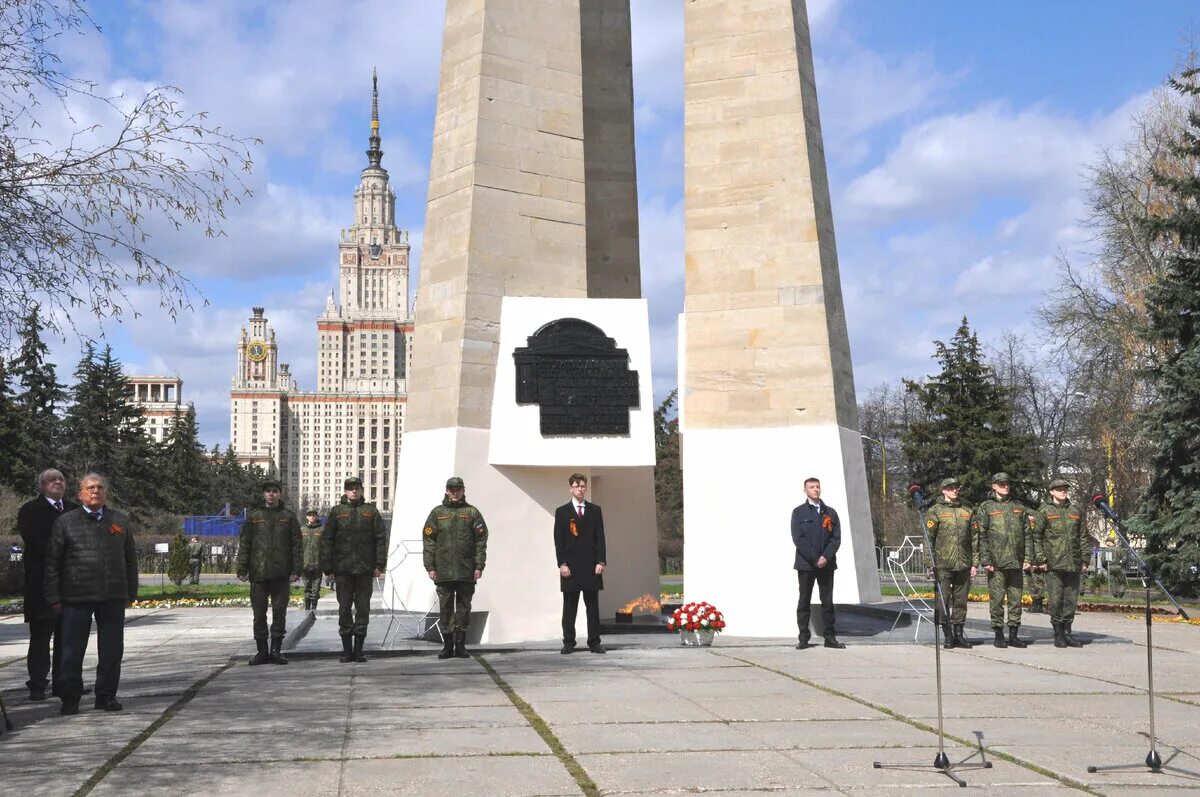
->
xmin=553 ymin=501 xmax=606 ymax=592
xmin=17 ymin=496 xmax=78 ymax=621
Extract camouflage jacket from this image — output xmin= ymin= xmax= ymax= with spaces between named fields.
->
xmin=422 ymin=496 xmax=488 ymax=584
xmin=320 ymin=497 xmax=386 ymax=575
xmin=1105 ymin=545 xmax=1127 ymax=571
xmin=926 ymin=496 xmax=975 ymax=572
xmin=236 ymin=504 xmax=301 ymax=582
xmin=186 ymin=541 xmax=203 ymax=562
xmin=300 ymin=522 xmax=323 ymax=573
xmin=1031 ymin=499 xmax=1090 ymax=571
xmin=973 ymin=494 xmax=1030 ymax=571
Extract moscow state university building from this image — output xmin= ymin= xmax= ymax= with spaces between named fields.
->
xmin=230 ymin=75 xmax=412 ymax=513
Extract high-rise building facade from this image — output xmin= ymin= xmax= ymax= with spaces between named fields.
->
xmin=124 ymin=375 xmax=184 ymax=444
xmin=229 ymin=72 xmax=413 ymax=512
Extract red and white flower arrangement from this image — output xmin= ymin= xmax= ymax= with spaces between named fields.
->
xmin=667 ymin=601 xmax=726 ymax=633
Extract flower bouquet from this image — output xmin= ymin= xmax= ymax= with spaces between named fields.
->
xmin=666 ymin=601 xmax=725 ymax=646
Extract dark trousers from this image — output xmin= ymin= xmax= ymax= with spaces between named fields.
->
xmin=26 ymin=616 xmax=63 ymax=693
xmin=189 ymin=560 xmax=201 ymax=585
xmin=250 ymin=577 xmax=291 ymax=640
xmin=303 ymin=571 xmax=323 ymax=604
xmin=436 ymin=581 xmax=475 ymax=633
xmin=796 ymin=568 xmax=836 ymax=641
xmin=335 ymin=573 xmax=374 ymax=636
xmin=562 ymin=589 xmax=600 ymax=647
xmin=60 ymin=600 xmax=125 ymax=701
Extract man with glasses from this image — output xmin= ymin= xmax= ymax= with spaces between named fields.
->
xmin=45 ymin=474 xmax=138 ymax=715
xmin=17 ymin=469 xmax=78 ymax=702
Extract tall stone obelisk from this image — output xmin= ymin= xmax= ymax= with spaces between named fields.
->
xmin=386 ymin=0 xmax=658 ymax=644
xmin=681 ymin=0 xmax=881 ymax=636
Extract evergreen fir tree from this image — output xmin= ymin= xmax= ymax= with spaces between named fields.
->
xmin=159 ymin=405 xmax=209 ymax=514
xmin=166 ymin=529 xmax=190 ymax=586
xmin=901 ymin=317 xmax=1043 ymax=504
xmin=1129 ymin=67 xmax=1200 ymax=595
xmin=0 ymin=355 xmax=22 ymax=488
xmin=61 ymin=343 xmax=116 ymax=479
xmin=8 ymin=307 xmax=66 ymax=488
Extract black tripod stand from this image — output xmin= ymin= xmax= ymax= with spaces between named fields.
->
xmin=1086 ymin=495 xmax=1195 ymax=778
xmin=873 ymin=484 xmax=992 ymax=787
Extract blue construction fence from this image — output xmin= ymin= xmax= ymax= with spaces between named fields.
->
xmin=183 ymin=514 xmax=247 ymax=537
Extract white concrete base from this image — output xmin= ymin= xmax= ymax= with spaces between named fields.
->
xmin=383 ymin=427 xmax=659 ymax=643
xmin=681 ymin=425 xmax=881 ymax=638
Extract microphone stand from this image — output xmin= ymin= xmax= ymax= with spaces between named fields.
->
xmin=874 ymin=485 xmax=991 ymax=787
xmin=1087 ymin=496 xmax=1194 ymax=777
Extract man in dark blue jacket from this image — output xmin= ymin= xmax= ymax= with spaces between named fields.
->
xmin=791 ymin=477 xmax=844 ymax=650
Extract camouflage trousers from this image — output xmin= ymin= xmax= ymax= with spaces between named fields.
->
xmin=1047 ymin=570 xmax=1081 ymax=624
xmin=335 ymin=573 xmax=374 ymax=636
xmin=937 ymin=568 xmax=972 ymax=624
xmin=436 ymin=581 xmax=475 ymax=633
xmin=987 ymin=569 xmax=1023 ymax=628
xmin=1027 ymin=568 xmax=1045 ymax=602
xmin=188 ymin=559 xmax=201 ymax=585
xmin=1107 ymin=567 xmax=1127 ymax=599
xmin=302 ymin=570 xmax=323 ymax=605
xmin=250 ymin=577 xmax=290 ymax=640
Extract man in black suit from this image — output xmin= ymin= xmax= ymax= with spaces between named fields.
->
xmin=554 ymin=473 xmax=607 ymax=654
xmin=16 ymin=469 xmax=78 ymax=701
xmin=791 ymin=477 xmax=845 ymax=650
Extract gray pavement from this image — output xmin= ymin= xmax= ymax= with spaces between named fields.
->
xmin=2 ymin=599 xmax=1199 ymax=796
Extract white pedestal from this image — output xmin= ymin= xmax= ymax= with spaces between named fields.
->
xmin=384 ymin=298 xmax=659 ymax=643
xmin=681 ymin=425 xmax=881 ymax=638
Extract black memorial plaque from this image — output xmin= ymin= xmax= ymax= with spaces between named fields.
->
xmin=513 ymin=318 xmax=640 ymax=436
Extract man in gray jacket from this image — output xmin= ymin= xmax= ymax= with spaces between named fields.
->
xmin=45 ymin=474 xmax=138 ymax=715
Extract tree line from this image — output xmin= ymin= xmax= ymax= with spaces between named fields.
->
xmin=0 ymin=309 xmax=269 ymax=539
xmin=858 ymin=67 xmax=1200 ymax=595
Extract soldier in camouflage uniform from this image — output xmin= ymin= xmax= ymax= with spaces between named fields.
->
xmin=423 ymin=476 xmax=488 ymax=660
xmin=237 ymin=480 xmax=302 ymax=665
xmin=1104 ymin=538 xmax=1128 ymax=599
xmin=974 ymin=473 xmax=1030 ymax=649
xmin=926 ymin=477 xmax=977 ymax=649
xmin=300 ymin=510 xmax=324 ymax=611
xmin=1031 ymin=477 xmax=1091 ymax=648
xmin=186 ymin=537 xmax=204 ymax=585
xmin=320 ymin=476 xmax=387 ymax=664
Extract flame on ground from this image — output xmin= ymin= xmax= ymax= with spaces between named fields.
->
xmin=619 ymin=593 xmax=662 ymax=614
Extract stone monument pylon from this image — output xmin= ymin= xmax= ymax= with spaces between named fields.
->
xmin=385 ymin=0 xmax=659 ymax=644
xmin=681 ymin=0 xmax=882 ymax=636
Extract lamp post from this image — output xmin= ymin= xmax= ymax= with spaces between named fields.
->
xmin=861 ymin=434 xmax=887 ymax=544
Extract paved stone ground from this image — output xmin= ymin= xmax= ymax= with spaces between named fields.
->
xmin=2 ymin=598 xmax=1199 ymax=796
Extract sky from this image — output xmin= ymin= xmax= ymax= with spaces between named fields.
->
xmin=25 ymin=0 xmax=1200 ymax=448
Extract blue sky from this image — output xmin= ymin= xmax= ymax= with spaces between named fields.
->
xmin=31 ymin=0 xmax=1200 ymax=447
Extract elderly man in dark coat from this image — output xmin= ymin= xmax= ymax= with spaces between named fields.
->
xmin=45 ymin=473 xmax=138 ymax=715
xmin=553 ymin=473 xmax=607 ymax=655
xmin=17 ymin=468 xmax=78 ymax=701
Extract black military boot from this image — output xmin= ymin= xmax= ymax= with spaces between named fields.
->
xmin=1063 ymin=621 xmax=1083 ymax=648
xmin=269 ymin=637 xmax=288 ymax=665
xmin=953 ymin=624 xmax=974 ymax=648
xmin=1007 ymin=626 xmax=1028 ymax=648
xmin=941 ymin=623 xmax=956 ymax=649
xmin=454 ymin=630 xmax=470 ymax=658
xmin=249 ymin=638 xmax=269 ymax=666
xmin=353 ymin=634 xmax=368 ymax=663
xmin=992 ymin=627 xmax=1007 ymax=648
xmin=1052 ymin=621 xmax=1067 ymax=648
xmin=339 ymin=634 xmax=355 ymax=663
xmin=438 ymin=633 xmax=455 ymax=659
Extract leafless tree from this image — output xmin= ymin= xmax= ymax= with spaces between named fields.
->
xmin=0 ymin=0 xmax=259 ymax=337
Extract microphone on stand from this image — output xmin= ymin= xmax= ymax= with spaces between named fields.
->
xmin=908 ymin=483 xmax=926 ymax=508
xmin=1092 ymin=494 xmax=1121 ymax=525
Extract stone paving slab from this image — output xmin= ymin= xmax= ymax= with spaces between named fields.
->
xmin=2 ymin=603 xmax=1199 ymax=796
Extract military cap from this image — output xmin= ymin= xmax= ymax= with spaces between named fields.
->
xmin=344 ymin=476 xmax=363 ymax=489
xmin=1048 ymin=477 xmax=1071 ymax=489
xmin=938 ymin=477 xmax=961 ymax=489
xmin=990 ymin=472 xmax=1012 ymax=484
xmin=261 ymin=479 xmax=282 ymax=491
xmin=445 ymin=476 xmax=465 ymax=489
